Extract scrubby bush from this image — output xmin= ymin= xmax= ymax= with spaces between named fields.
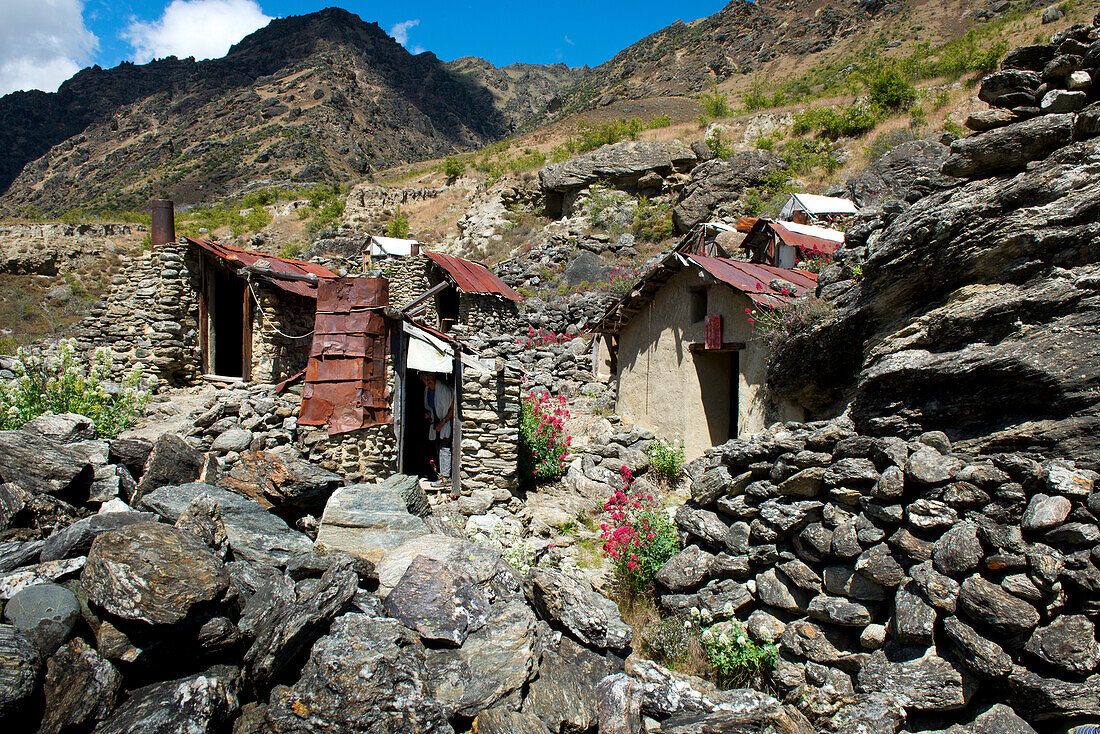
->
xmin=698 ymin=82 xmax=731 ymax=118
xmin=442 ymin=156 xmax=465 ymax=181
xmin=747 ymin=296 xmax=835 ymax=349
xmin=646 ymin=437 xmax=685 ymax=484
xmin=584 ymin=185 xmax=635 ymax=237
xmin=601 ymin=466 xmax=680 ymax=590
xmin=385 ymin=207 xmax=409 ymax=238
xmin=867 ymin=67 xmax=917 ymax=110
xmin=698 ymin=619 xmax=777 ymax=688
xmin=633 ymin=197 xmax=674 ymax=243
xmin=519 ymin=388 xmax=571 ymax=482
xmin=0 ymin=339 xmax=153 ymax=438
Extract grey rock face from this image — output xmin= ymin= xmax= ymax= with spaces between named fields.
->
xmin=958 ymin=576 xmax=1040 ymax=635
xmin=978 ymin=70 xmax=1040 ymax=107
xmin=847 ymin=139 xmax=957 ymax=207
xmin=1023 ymin=614 xmax=1098 ymax=674
xmin=314 ymin=481 xmax=430 ymax=564
xmin=38 ymin=637 xmax=121 ymax=734
xmin=426 ymin=599 xmax=537 ymax=716
xmin=892 ymin=582 xmax=935 ymax=646
xmin=1021 ymin=493 xmax=1072 ymax=530
xmin=133 ymin=434 xmax=204 ymax=500
xmin=672 ymin=150 xmax=786 ymax=231
xmin=691 ymin=464 xmax=731 ymax=506
xmin=0 ymin=429 xmax=93 ymax=496
xmin=942 ymin=113 xmax=1073 ymax=178
xmin=4 ymin=582 xmax=79 ymax=655
xmin=141 ymin=482 xmax=311 ymax=567
xmin=857 ymin=645 xmax=973 ymax=711
xmin=21 ymin=413 xmax=94 ymax=443
xmin=384 ymin=556 xmax=490 ymax=646
xmin=0 ymin=624 xmax=40 ymax=722
xmin=473 ymin=708 xmax=551 ymax=734
xmin=539 ymin=141 xmax=695 ymax=192
xmin=240 ymin=557 xmax=358 ymax=691
xmin=830 ymin=692 xmax=906 ymax=734
xmin=933 ymin=522 xmax=983 ymax=577
xmin=266 ymin=614 xmax=453 ymax=733
xmin=1007 ymin=666 xmax=1100 ymax=720
xmin=82 ymin=522 xmax=229 ymax=626
xmin=942 ymin=616 xmax=1013 ymax=679
xmin=596 ymin=674 xmax=644 ymax=734
xmin=656 ymin=545 xmax=715 ymax=592
xmin=525 ymin=567 xmax=632 ymax=649
xmin=210 ymin=428 xmax=252 ymax=453
xmin=94 ymin=665 xmax=239 ymax=734
xmin=524 ymin=634 xmax=619 ymax=732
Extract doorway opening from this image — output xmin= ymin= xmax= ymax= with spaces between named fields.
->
xmin=402 ymin=368 xmax=433 ymax=478
xmin=696 ymin=350 xmax=740 ymax=447
xmin=728 ymin=351 xmax=739 ymax=441
xmin=207 ymin=263 xmax=246 ymax=378
xmin=437 ymin=286 xmax=459 ymax=332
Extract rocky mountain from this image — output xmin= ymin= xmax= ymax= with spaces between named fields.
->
xmin=0 ymin=8 xmax=577 ymax=215
xmin=549 ymin=0 xmax=902 ymax=114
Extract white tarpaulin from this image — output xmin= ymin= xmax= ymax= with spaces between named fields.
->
xmin=369 ymin=235 xmax=420 ymax=257
xmin=405 ymin=322 xmax=453 ymax=374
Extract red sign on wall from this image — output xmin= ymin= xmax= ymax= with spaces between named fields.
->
xmin=705 ymin=314 xmax=722 ymax=350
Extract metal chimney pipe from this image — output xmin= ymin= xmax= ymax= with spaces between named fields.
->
xmin=411 ymin=242 xmax=420 ymax=256
xmin=150 ymin=199 xmax=175 ymax=248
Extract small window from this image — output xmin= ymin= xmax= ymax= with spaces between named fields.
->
xmin=690 ymin=288 xmax=707 ymax=323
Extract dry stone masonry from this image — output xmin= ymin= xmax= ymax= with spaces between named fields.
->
xmin=660 ymin=415 xmax=1099 ymax=732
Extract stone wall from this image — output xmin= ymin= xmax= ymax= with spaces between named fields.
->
xmin=384 ymin=254 xmax=439 ymax=326
xmin=460 ymin=362 xmax=522 ymax=492
xmin=458 ymin=293 xmax=520 ymax=333
xmin=74 ymin=240 xmax=201 ymax=386
xmin=248 ymin=283 xmax=315 ymax=384
xmin=657 ymin=415 xmax=1100 ymax=732
xmin=298 ymin=424 xmax=398 ymax=482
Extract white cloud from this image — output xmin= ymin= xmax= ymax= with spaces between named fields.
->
xmin=0 ymin=0 xmax=99 ymax=95
xmin=564 ymin=35 xmax=575 ymax=46
xmin=123 ymin=0 xmax=272 ymax=64
xmin=389 ymin=19 xmax=419 ymax=46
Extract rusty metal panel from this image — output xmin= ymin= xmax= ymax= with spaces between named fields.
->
xmin=705 ymin=315 xmax=722 ymax=350
xmin=425 ymin=252 xmax=522 ymax=301
xmin=299 ymin=277 xmax=392 ymax=434
xmin=185 ymin=236 xmax=338 ymax=299
xmin=770 ymin=222 xmax=843 ymax=256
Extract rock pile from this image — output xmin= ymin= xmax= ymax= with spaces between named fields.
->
xmin=949 ymin=17 xmax=1100 ymax=177
xmin=0 ymin=407 xmax=819 ymax=734
xmin=658 ymin=415 xmax=1099 ymax=732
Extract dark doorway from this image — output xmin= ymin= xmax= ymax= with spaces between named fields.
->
xmin=437 ymin=286 xmax=459 ymax=331
xmin=695 ymin=350 xmax=739 ymax=447
xmin=211 ymin=266 xmax=245 ymax=378
xmin=402 ymin=369 xmax=433 ymax=478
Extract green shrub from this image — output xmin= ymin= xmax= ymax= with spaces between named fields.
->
xmin=385 ymin=207 xmax=409 ymax=238
xmin=699 ymin=620 xmax=777 ymax=688
xmin=741 ymin=170 xmax=796 ymax=217
xmin=698 ymin=82 xmax=730 ymax=118
xmin=647 ymin=438 xmax=685 ymax=484
xmin=633 ymin=197 xmax=674 ymax=243
xmin=868 ymin=67 xmax=917 ymax=110
xmin=0 ymin=339 xmax=152 ymax=438
xmin=519 ymin=389 xmax=571 ymax=482
xmin=245 ymin=206 xmax=272 ymax=232
xmin=646 ymin=114 xmax=672 ymax=129
xmin=242 ymin=189 xmax=277 ymax=208
xmin=755 ymin=136 xmax=776 ymax=152
xmin=742 ymin=86 xmax=769 ymax=111
xmin=307 ymin=200 xmax=345 ymax=236
xmin=748 ymin=296 xmax=835 ymax=349
xmin=584 ymin=185 xmax=634 ymax=237
xmin=705 ymin=130 xmax=734 ymax=159
xmin=781 ymin=139 xmax=843 ymax=175
xmin=792 ymin=104 xmax=879 ymax=139
xmin=278 ymin=242 xmax=304 ymax=259
xmin=442 ymin=156 xmax=465 ymax=180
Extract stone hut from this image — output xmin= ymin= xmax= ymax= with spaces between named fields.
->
xmin=385 ymin=250 xmax=522 ymax=335
xmin=75 ymin=235 xmax=336 ymax=386
xmin=591 ymin=252 xmax=814 ymax=460
xmin=739 ymin=218 xmax=845 ymax=269
xmin=294 ymin=277 xmax=522 ymax=491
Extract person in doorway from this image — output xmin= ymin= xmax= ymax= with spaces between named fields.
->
xmin=421 ymin=372 xmax=454 ymax=487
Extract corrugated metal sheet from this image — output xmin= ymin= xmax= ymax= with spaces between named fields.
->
xmin=299 ymin=278 xmax=392 ymax=435
xmin=185 ymin=236 xmax=337 ymax=299
xmin=687 ymin=254 xmax=817 ymax=307
xmin=425 ymin=252 xmax=522 ymax=301
xmin=770 ymin=221 xmax=844 ymax=255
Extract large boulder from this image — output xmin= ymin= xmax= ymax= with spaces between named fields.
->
xmin=93 ymin=665 xmax=239 ymax=734
xmin=941 ymin=113 xmax=1073 ymax=178
xmin=239 ymin=557 xmax=358 ymax=691
xmin=525 ymin=566 xmax=632 ymax=650
xmin=0 ymin=624 xmax=40 ymax=723
xmin=218 ymin=450 xmax=342 ymax=512
xmin=383 ymin=556 xmax=490 ymax=646
xmin=140 ymin=482 xmax=311 ymax=567
xmin=38 ymin=638 xmax=121 ymax=734
xmin=81 ymin=522 xmax=230 ymax=626
xmin=524 ymin=634 xmax=622 ymax=732
xmin=672 ymin=150 xmax=786 ymax=231
xmin=133 ymin=434 xmax=204 ymax=501
xmin=265 ymin=614 xmax=453 ymax=733
xmin=0 ymin=429 xmax=93 ymax=496
xmin=847 ymin=138 xmax=959 ymax=206
xmin=39 ymin=510 xmax=157 ymax=561
xmin=857 ymin=645 xmax=974 ymax=711
xmin=314 ymin=482 xmax=430 ymax=565
xmin=4 ymin=582 xmax=79 ymax=655
xmin=539 ymin=141 xmax=695 ymax=193
xmin=375 ymin=534 xmax=521 ymax=599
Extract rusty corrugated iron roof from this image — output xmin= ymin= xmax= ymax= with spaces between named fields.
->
xmin=425 ymin=252 xmax=522 ymax=301
xmin=185 ymin=236 xmax=337 ymax=299
xmin=589 ymin=252 xmax=818 ymax=332
xmin=687 ymin=255 xmax=817 ymax=308
xmin=298 ymin=278 xmax=392 ymax=434
xmin=741 ymin=219 xmax=844 ymax=259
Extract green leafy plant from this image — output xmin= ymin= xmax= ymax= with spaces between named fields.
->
xmin=633 ymin=197 xmax=674 ymax=243
xmin=385 ymin=207 xmax=410 ymax=238
xmin=442 ymin=156 xmax=465 ymax=181
xmin=705 ymin=130 xmax=734 ymax=159
xmin=646 ymin=438 xmax=685 ymax=484
xmin=698 ymin=82 xmax=731 ymax=118
xmin=519 ymin=388 xmax=572 ymax=483
xmin=747 ymin=296 xmax=834 ymax=349
xmin=601 ymin=466 xmax=680 ymax=590
xmin=0 ymin=339 xmax=153 ymax=438
xmin=699 ymin=620 xmax=777 ymax=688
xmin=867 ymin=67 xmax=917 ymax=110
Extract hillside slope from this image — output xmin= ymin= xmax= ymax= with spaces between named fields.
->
xmin=0 ymin=8 xmax=576 ymax=215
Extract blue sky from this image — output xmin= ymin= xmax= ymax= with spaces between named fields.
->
xmin=1 ymin=0 xmax=727 ymax=96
